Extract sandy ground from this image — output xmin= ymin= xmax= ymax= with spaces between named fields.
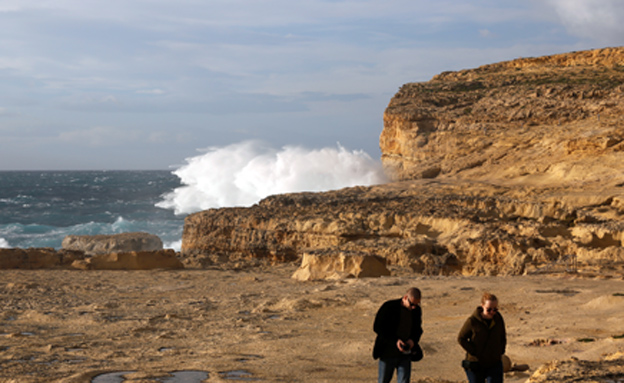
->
xmin=1 ymin=265 xmax=624 ymax=383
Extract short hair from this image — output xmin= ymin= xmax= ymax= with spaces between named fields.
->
xmin=406 ymin=287 xmax=421 ymax=300
xmin=481 ymin=292 xmax=498 ymax=304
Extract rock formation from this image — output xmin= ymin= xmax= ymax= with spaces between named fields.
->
xmin=181 ymin=179 xmax=624 ymax=276
xmin=527 ymin=352 xmax=624 ymax=382
xmin=380 ymin=47 xmax=624 ymax=182
xmin=291 ymin=250 xmax=390 ymax=281
xmin=181 ymin=47 xmax=624 ymax=278
xmin=71 ymin=249 xmax=184 ymax=270
xmin=0 ymin=248 xmax=85 ymax=269
xmin=62 ymin=232 xmax=163 ymax=255
xmin=0 ymin=246 xmax=183 ymax=271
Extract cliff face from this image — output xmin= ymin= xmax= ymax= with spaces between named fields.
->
xmin=182 ymin=178 xmax=624 ymax=276
xmin=380 ymin=47 xmax=624 ymax=184
xmin=182 ymin=47 xmax=624 ymax=276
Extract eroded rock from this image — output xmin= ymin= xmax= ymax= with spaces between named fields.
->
xmin=0 ymin=248 xmax=85 ymax=269
xmin=182 ymin=180 xmax=624 ymax=276
xmin=72 ymin=250 xmax=183 ymax=270
xmin=62 ymin=232 xmax=163 ymax=255
xmin=291 ymin=250 xmax=390 ymax=281
xmin=380 ymin=47 xmax=624 ymax=184
xmin=528 ymin=353 xmax=624 ymax=383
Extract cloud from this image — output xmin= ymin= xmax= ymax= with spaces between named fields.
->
xmin=58 ymin=126 xmax=141 ymax=146
xmin=136 ymin=89 xmax=166 ymax=95
xmin=1 ymin=0 xmax=619 ymax=170
xmin=0 ymin=107 xmax=17 ymax=117
xmin=545 ymin=0 xmax=624 ymax=44
xmin=58 ymin=94 xmax=125 ymax=112
xmin=296 ymin=92 xmax=370 ymax=102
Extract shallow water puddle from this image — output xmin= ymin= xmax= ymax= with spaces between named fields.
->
xmin=160 ymin=371 xmax=210 ymax=382
xmin=91 ymin=370 xmax=209 ymax=383
xmin=91 ymin=371 xmax=135 ymax=383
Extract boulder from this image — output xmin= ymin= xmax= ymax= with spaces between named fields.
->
xmin=62 ymin=232 xmax=163 ymax=255
xmin=72 ymin=249 xmax=183 ymax=270
xmin=291 ymin=250 xmax=390 ymax=281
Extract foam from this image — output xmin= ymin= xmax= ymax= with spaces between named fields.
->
xmin=157 ymin=140 xmax=388 ymax=215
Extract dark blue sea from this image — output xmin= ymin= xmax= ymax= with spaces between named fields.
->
xmin=0 ymin=171 xmax=184 ymax=250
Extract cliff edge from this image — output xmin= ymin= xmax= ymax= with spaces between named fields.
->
xmin=182 ymin=47 xmax=624 ymax=278
xmin=381 ymin=47 xmax=624 ymax=185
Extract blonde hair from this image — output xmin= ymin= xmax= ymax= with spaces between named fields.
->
xmin=481 ymin=292 xmax=498 ymax=304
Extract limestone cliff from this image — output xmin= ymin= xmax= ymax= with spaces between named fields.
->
xmin=182 ymin=47 xmax=624 ymax=277
xmin=380 ymin=47 xmax=624 ymax=183
xmin=182 ymin=178 xmax=624 ymax=276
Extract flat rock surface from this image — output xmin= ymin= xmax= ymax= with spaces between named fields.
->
xmin=1 ymin=266 xmax=623 ymax=382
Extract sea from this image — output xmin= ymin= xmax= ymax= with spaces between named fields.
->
xmin=0 ymin=141 xmax=388 ymax=251
xmin=0 ymin=170 xmax=185 ymax=250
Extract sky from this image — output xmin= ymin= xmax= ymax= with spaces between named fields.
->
xmin=1 ymin=0 xmax=623 ymax=170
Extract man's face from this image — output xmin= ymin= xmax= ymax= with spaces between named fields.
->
xmin=481 ymin=299 xmax=498 ymax=319
xmin=402 ymin=295 xmax=420 ymax=310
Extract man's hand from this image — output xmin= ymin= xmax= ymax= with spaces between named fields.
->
xmin=397 ymin=339 xmax=414 ymax=352
xmin=405 ymin=339 xmax=415 ymax=350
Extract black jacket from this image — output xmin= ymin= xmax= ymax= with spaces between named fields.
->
xmin=457 ymin=307 xmax=506 ymax=366
xmin=373 ymin=298 xmax=423 ymax=360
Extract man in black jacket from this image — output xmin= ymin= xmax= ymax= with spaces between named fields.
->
xmin=373 ymin=287 xmax=423 ymax=383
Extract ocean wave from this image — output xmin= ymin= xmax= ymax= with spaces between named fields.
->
xmin=157 ymin=140 xmax=388 ymax=215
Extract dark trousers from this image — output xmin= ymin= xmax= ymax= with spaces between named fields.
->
xmin=464 ymin=360 xmax=503 ymax=383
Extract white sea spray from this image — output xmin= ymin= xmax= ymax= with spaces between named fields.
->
xmin=156 ymin=140 xmax=388 ymax=215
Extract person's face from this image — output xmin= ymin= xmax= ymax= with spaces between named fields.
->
xmin=481 ymin=300 xmax=498 ymax=319
xmin=402 ymin=295 xmax=420 ymax=310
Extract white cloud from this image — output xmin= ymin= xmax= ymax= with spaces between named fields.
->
xmin=1 ymin=0 xmax=620 ymax=170
xmin=0 ymin=107 xmax=19 ymax=117
xmin=546 ymin=0 xmax=624 ymax=44
xmin=58 ymin=126 xmax=141 ymax=146
xmin=136 ymin=89 xmax=166 ymax=95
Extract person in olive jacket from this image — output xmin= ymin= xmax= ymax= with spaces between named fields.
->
xmin=457 ymin=292 xmax=506 ymax=383
xmin=373 ymin=287 xmax=423 ymax=383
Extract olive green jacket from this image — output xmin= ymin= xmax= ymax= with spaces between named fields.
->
xmin=457 ymin=307 xmax=506 ymax=366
